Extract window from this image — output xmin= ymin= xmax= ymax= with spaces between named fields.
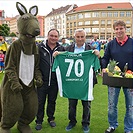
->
xmin=85 ymin=21 xmax=90 ymax=25
xmin=92 ymin=28 xmax=99 ymax=33
xmin=67 ymin=30 xmax=69 ymax=34
xmin=84 ymin=13 xmax=91 ymax=18
xmin=74 ymin=22 xmax=76 ymax=27
xmin=126 ymin=11 xmax=131 ymax=17
xmin=67 ymin=16 xmax=70 ymax=20
xmin=84 ymin=28 xmax=91 ymax=33
xmin=57 ymin=25 xmax=60 ymax=29
xmin=101 ymin=12 xmax=106 ymax=17
xmin=50 ymin=22 xmax=53 ymax=25
xmin=70 ymin=29 xmax=72 ymax=34
xmin=101 ymin=20 xmax=105 ymax=24
xmin=120 ymin=12 xmax=125 ymax=17
xmin=107 ymin=20 xmax=111 ymax=24
xmin=92 ymin=12 xmax=99 ymax=17
xmin=107 ymin=28 xmax=112 ymax=32
xmin=70 ymin=15 xmax=77 ymax=20
xmin=113 ymin=12 xmax=118 ymax=17
xmin=107 ymin=12 xmax=112 ymax=17
xmin=126 ymin=20 xmax=130 ymax=24
xmin=67 ymin=23 xmax=69 ymax=28
xmin=126 ymin=28 xmax=131 ymax=33
xmin=78 ymin=13 xmax=83 ymax=19
xmin=100 ymin=36 xmax=105 ymax=40
xmin=2 ymin=11 xmax=5 ymax=17
xmin=92 ymin=21 xmax=99 ymax=24
xmin=113 ymin=20 xmax=117 ymax=23
xmin=100 ymin=28 xmax=105 ymax=32
xmin=70 ymin=23 xmax=72 ymax=27
xmin=78 ymin=22 xmax=83 ymax=26
xmin=73 ymin=15 xmax=77 ymax=19
xmin=107 ymin=6 xmax=112 ymax=8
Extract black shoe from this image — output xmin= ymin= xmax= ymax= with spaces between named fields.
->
xmin=35 ymin=124 xmax=42 ymax=130
xmin=105 ymin=127 xmax=115 ymax=133
xmin=83 ymin=125 xmax=90 ymax=133
xmin=66 ymin=123 xmax=76 ymax=131
xmin=49 ymin=120 xmax=56 ymax=127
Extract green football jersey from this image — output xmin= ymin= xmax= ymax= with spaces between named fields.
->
xmin=52 ymin=50 xmax=100 ymax=101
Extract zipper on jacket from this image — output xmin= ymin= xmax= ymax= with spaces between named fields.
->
xmin=41 ymin=46 xmax=51 ymax=86
xmin=41 ymin=45 xmax=61 ymax=86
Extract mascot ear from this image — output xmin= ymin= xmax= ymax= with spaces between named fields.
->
xmin=29 ymin=6 xmax=38 ymax=16
xmin=16 ymin=2 xmax=27 ymax=16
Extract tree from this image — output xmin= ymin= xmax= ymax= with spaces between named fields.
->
xmin=10 ymin=32 xmax=17 ymax=37
xmin=0 ymin=24 xmax=10 ymax=36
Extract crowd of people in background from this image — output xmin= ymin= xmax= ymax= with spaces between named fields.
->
xmin=0 ymin=36 xmax=7 ymax=73
xmin=58 ymin=36 xmax=112 ymax=53
xmin=0 ymin=36 xmax=17 ymax=73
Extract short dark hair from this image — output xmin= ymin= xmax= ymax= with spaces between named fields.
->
xmin=113 ymin=20 xmax=126 ymax=29
xmin=48 ymin=29 xmax=59 ymax=36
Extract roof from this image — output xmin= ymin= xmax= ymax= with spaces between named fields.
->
xmin=4 ymin=17 xmax=13 ymax=21
xmin=46 ymin=5 xmax=72 ymax=17
xmin=5 ymin=15 xmax=19 ymax=21
xmin=69 ymin=2 xmax=132 ymax=13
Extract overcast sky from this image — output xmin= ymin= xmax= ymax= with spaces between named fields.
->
xmin=1 ymin=0 xmax=133 ymax=17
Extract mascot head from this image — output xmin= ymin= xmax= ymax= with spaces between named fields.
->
xmin=16 ymin=2 xmax=40 ymax=54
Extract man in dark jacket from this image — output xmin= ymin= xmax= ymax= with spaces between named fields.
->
xmin=35 ymin=29 xmax=65 ymax=130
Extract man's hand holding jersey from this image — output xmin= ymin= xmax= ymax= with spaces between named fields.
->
xmin=53 ymin=50 xmax=100 ymax=59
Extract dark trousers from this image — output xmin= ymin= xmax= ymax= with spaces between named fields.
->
xmin=35 ymin=84 xmax=58 ymax=124
xmin=68 ymin=99 xmax=91 ymax=126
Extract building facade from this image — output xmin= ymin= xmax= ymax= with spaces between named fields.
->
xmin=45 ymin=4 xmax=77 ymax=38
xmin=0 ymin=10 xmax=5 ymax=25
xmin=66 ymin=2 xmax=133 ymax=40
xmin=7 ymin=16 xmax=19 ymax=35
xmin=1 ymin=2 xmax=133 ymax=39
xmin=37 ymin=15 xmax=45 ymax=37
xmin=2 ymin=15 xmax=45 ymax=37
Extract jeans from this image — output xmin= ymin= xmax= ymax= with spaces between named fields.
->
xmin=108 ymin=87 xmax=133 ymax=132
xmin=68 ymin=99 xmax=91 ymax=126
xmin=35 ymin=84 xmax=58 ymax=124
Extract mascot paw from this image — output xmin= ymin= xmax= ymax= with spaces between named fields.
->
xmin=36 ymin=79 xmax=43 ymax=88
xmin=13 ymin=88 xmax=22 ymax=93
xmin=11 ymin=82 xmax=23 ymax=93
xmin=12 ymin=86 xmax=23 ymax=93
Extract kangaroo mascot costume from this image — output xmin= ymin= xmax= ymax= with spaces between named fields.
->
xmin=0 ymin=2 xmax=43 ymax=133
